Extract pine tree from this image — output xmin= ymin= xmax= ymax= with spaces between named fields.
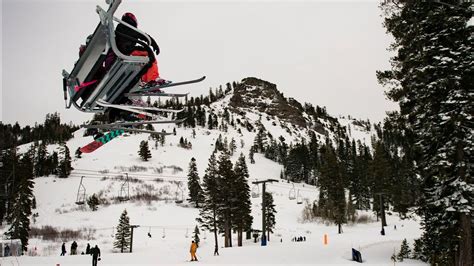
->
xmin=378 ymin=2 xmax=473 ymax=264
xmin=232 ymin=153 xmax=253 ymax=246
xmin=397 ymin=238 xmax=411 ymax=262
xmin=249 ymin=147 xmax=255 ymax=164
xmin=197 ymin=152 xmax=220 ymax=256
xmin=263 ymin=192 xmax=276 ymax=241
xmin=215 ymin=149 xmax=235 ymax=247
xmin=34 ymin=141 xmax=48 ymax=177
xmin=57 ymin=143 xmax=72 ymax=178
xmin=193 ymin=225 xmax=200 ymax=247
xmin=187 ymin=157 xmax=203 ymax=208
xmin=138 ymin=140 xmax=152 ymax=161
xmin=5 ymin=152 xmax=35 ymax=252
xmin=229 ymin=138 xmax=237 ymax=155
xmin=318 ymin=142 xmax=346 ymax=233
xmin=87 ymin=194 xmax=100 ymax=211
xmin=114 ymin=209 xmax=131 ymax=253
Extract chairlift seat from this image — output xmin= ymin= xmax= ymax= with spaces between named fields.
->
xmin=62 ymin=0 xmax=150 ymax=113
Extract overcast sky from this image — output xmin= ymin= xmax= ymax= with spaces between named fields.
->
xmin=1 ymin=0 xmax=398 ymax=126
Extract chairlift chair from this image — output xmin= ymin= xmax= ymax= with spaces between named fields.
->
xmin=251 ymin=182 xmax=260 ymax=198
xmin=61 ymin=0 xmax=197 ymax=134
xmin=62 ymin=0 xmax=150 ymax=114
xmin=296 ymin=189 xmax=303 ymax=204
xmin=118 ymin=173 xmax=130 ymax=201
xmin=175 ymin=182 xmax=184 ymax=204
xmin=289 ymin=183 xmax=296 ymax=200
xmin=75 ymin=176 xmax=87 ymax=205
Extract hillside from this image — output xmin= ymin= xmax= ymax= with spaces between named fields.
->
xmin=0 ymin=78 xmax=424 ymax=265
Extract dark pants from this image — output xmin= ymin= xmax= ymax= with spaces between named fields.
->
xmin=92 ymin=256 xmax=99 ymax=266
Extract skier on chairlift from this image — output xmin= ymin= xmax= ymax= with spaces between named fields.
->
xmin=105 ymin=12 xmax=170 ymax=88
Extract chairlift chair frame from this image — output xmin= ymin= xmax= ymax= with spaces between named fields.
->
xmin=75 ymin=176 xmax=87 ymax=205
xmin=62 ymin=0 xmax=153 ymax=114
xmin=118 ymin=173 xmax=130 ymax=201
xmin=289 ymin=183 xmax=296 ymax=200
xmin=175 ymin=181 xmax=184 ymax=204
xmin=251 ymin=181 xmax=260 ymax=198
xmin=296 ymin=189 xmax=303 ymax=204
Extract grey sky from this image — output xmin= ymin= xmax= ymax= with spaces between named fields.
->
xmin=1 ymin=0 xmax=398 ymax=126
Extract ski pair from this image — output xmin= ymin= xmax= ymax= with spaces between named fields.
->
xmin=80 ymin=129 xmax=124 ymax=153
xmin=79 ymin=127 xmax=173 ymax=153
xmin=125 ymin=76 xmax=205 ymax=97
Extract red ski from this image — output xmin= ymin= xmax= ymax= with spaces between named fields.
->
xmin=80 ymin=129 xmax=124 ymax=153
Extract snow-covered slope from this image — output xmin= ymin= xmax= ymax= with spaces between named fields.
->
xmin=1 ymin=81 xmax=424 ymax=265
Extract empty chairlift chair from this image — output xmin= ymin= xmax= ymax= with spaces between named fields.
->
xmin=75 ymin=176 xmax=87 ymax=205
xmin=175 ymin=182 xmax=184 ymax=204
xmin=251 ymin=184 xmax=260 ymax=198
xmin=296 ymin=189 xmax=303 ymax=204
xmin=289 ymin=183 xmax=296 ymax=200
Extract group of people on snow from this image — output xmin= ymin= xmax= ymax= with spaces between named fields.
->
xmin=60 ymin=242 xmax=100 ymax=265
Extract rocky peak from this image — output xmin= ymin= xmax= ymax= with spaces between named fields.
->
xmin=229 ymin=77 xmax=307 ymax=127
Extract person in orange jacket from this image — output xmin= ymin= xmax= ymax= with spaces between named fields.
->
xmin=190 ymin=240 xmax=198 ymax=261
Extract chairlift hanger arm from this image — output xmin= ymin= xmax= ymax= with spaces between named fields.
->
xmin=96 ymin=4 xmax=148 ymax=64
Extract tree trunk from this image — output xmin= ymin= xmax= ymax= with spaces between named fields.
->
xmin=224 ymin=214 xmax=230 ymax=247
xmin=338 ymin=223 xmax=342 ymax=234
xmin=213 ymin=210 xmax=219 ymax=255
xmin=381 ymin=196 xmax=387 ymax=227
xmin=267 ymin=230 xmax=270 ymax=241
xmin=457 ymin=142 xmax=472 ymax=266
xmin=237 ymin=227 xmax=243 ymax=247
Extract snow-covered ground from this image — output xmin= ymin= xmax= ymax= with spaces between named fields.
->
xmin=1 ymin=106 xmax=425 ymax=265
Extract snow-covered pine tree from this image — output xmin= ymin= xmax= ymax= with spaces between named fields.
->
xmin=397 ymin=238 xmax=411 ymax=262
xmin=197 ymin=152 xmax=220 ymax=256
xmin=57 ymin=143 xmax=72 ymax=178
xmin=249 ymin=147 xmax=255 ymax=164
xmin=34 ymin=141 xmax=48 ymax=177
xmin=87 ymin=194 xmax=100 ymax=211
xmin=318 ymin=142 xmax=346 ymax=233
xmin=378 ymin=1 xmax=473 ymax=264
xmin=193 ymin=225 xmax=200 ymax=247
xmin=370 ymin=141 xmax=391 ymax=226
xmin=187 ymin=157 xmax=203 ymax=208
xmin=114 ymin=209 xmax=131 ymax=253
xmin=5 ymin=151 xmax=35 ymax=252
xmin=138 ymin=140 xmax=151 ymax=161
xmin=215 ymin=148 xmax=235 ymax=247
xmin=263 ymin=191 xmax=276 ymax=241
xmin=229 ymin=138 xmax=237 ymax=155
xmin=232 ymin=153 xmax=252 ymax=246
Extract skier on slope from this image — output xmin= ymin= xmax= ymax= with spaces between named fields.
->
xmin=90 ymin=245 xmax=101 ymax=266
xmin=190 ymin=240 xmax=198 ymax=261
xmin=60 ymin=242 xmax=66 ymax=256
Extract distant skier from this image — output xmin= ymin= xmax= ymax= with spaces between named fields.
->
xmin=71 ymin=241 xmax=78 ymax=255
xmin=90 ymin=245 xmax=101 ymax=266
xmin=4 ymin=244 xmax=10 ymax=257
xmin=189 ymin=240 xmax=198 ymax=261
xmin=60 ymin=242 xmax=66 ymax=256
xmin=86 ymin=243 xmax=91 ymax=254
